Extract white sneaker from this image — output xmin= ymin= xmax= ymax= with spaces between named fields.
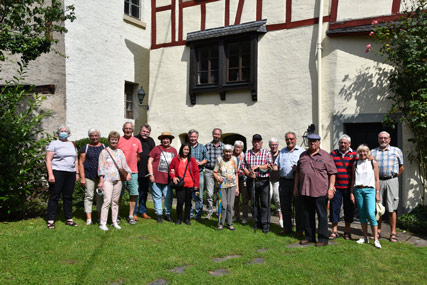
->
xmin=356 ymin=238 xmax=369 ymax=244
xmin=279 ymin=219 xmax=284 ymax=228
xmin=99 ymin=224 xmax=109 ymax=231
xmin=374 ymin=240 xmax=382 ymax=249
xmin=241 ymin=218 xmax=248 ymax=225
xmin=112 ymin=223 xmax=122 ymax=230
xmin=86 ymin=219 xmax=92 ymax=226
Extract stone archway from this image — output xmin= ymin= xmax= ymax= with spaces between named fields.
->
xmin=222 ymin=133 xmax=247 ymax=153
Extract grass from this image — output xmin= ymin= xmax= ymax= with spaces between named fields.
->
xmin=1 ymin=203 xmax=426 ymax=284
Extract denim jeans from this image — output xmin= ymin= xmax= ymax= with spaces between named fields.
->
xmin=134 ymin=177 xmax=150 ymax=215
xmin=151 ymin=182 xmax=172 ymax=216
xmin=205 ymin=168 xmax=216 ymax=215
xmin=354 ymin=187 xmax=377 ymax=226
xmin=191 ymin=170 xmax=204 ymax=219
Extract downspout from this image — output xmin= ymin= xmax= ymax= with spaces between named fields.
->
xmin=317 ymin=0 xmax=324 ymax=138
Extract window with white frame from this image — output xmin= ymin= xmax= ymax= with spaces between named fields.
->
xmin=124 ymin=0 xmax=140 ymax=19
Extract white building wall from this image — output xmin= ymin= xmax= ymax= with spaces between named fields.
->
xmin=64 ymin=0 xmax=150 ymax=139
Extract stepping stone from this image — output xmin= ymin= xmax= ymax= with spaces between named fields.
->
xmin=415 ymin=239 xmax=427 ymax=247
xmin=212 ymin=255 xmax=241 ymax=262
xmin=169 ymin=265 xmax=191 ymax=274
xmin=150 ymin=279 xmax=168 ymax=285
xmin=111 ymin=280 xmax=124 ymax=285
xmin=257 ymin=248 xmax=267 ymax=253
xmin=209 ymin=269 xmax=230 ymax=276
xmin=248 ymin=258 xmax=264 ymax=264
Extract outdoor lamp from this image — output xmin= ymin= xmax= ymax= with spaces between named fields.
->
xmin=137 ymin=87 xmax=149 ymax=110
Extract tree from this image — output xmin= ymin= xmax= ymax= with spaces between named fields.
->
xmin=369 ymin=0 xmax=427 ymax=205
xmin=0 ymin=0 xmax=75 ymax=219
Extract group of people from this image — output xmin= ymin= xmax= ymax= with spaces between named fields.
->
xmin=45 ymin=124 xmax=404 ymax=249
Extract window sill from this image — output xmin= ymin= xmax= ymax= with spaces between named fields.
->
xmin=123 ymin=14 xmax=146 ymax=29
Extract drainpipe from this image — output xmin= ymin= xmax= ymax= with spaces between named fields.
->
xmin=317 ymin=0 xmax=324 ymax=138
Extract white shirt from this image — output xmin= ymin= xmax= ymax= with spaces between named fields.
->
xmin=354 ymin=160 xmax=375 ymax=188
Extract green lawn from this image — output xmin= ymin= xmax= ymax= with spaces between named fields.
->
xmin=1 ymin=205 xmax=426 ymax=284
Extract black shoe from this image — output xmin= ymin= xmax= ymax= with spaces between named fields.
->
xmin=184 ymin=219 xmax=191 ymax=225
xmin=164 ymin=215 xmax=173 ymax=223
xmin=156 ymin=215 xmax=163 ymax=223
xmin=195 ymin=217 xmax=202 ymax=222
xmin=175 ymin=219 xmax=182 ymax=225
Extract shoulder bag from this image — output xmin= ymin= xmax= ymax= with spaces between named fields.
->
xmin=105 ymin=148 xmax=128 ymax=182
xmin=168 ymin=158 xmax=190 ymax=189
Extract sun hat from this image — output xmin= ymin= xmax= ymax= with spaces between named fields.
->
xmin=158 ymin=132 xmax=175 ymax=140
xmin=376 ymin=202 xmax=385 ymax=220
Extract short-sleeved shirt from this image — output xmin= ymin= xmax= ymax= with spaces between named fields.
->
xmin=118 ymin=136 xmax=142 ymax=173
xmin=98 ymin=147 xmax=132 ymax=182
xmin=205 ymin=141 xmax=224 ymax=170
xmin=269 ymin=153 xmax=280 ymax=182
xmin=135 ymin=135 xmax=155 ymax=177
xmin=149 ymin=146 xmax=177 ymax=185
xmin=296 ymin=149 xmax=337 ymax=197
xmin=275 ymin=146 xmax=305 ymax=179
xmin=191 ymin=143 xmax=210 ymax=170
xmin=214 ymin=156 xmax=238 ymax=188
xmin=80 ymin=144 xmax=105 ymax=179
xmin=371 ymin=145 xmax=403 ymax=177
xmin=47 ymin=140 xmax=77 ymax=172
xmin=242 ymin=148 xmax=272 ymax=178
xmin=330 ymin=149 xmax=357 ymax=189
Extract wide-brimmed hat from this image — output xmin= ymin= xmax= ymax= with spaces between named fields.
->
xmin=376 ymin=202 xmax=385 ymax=220
xmin=158 ymin=132 xmax=175 ymax=140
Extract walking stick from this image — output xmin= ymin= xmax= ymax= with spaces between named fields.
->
xmin=217 ymin=184 xmax=222 ymax=225
xmin=251 ymin=177 xmax=257 ymax=233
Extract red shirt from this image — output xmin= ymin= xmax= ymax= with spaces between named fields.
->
xmin=149 ymin=146 xmax=177 ymax=185
xmin=117 ymin=136 xmax=142 ymax=173
xmin=169 ymin=156 xmax=200 ymax=188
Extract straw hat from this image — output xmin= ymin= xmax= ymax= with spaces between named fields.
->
xmin=158 ymin=132 xmax=175 ymax=140
xmin=376 ymin=202 xmax=385 ymax=220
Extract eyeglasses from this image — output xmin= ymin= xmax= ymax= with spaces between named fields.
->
xmin=285 ymin=138 xmax=296 ymax=141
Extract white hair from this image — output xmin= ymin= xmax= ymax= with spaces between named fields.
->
xmin=269 ymin=137 xmax=279 ymax=144
xmin=88 ymin=128 xmax=101 ymax=137
xmin=223 ymin=144 xmax=234 ymax=152
xmin=123 ymin=121 xmax=134 ymax=129
xmin=378 ymin=131 xmax=390 ymax=138
xmin=56 ymin=125 xmax=70 ymax=134
xmin=339 ymin=134 xmax=351 ymax=143
xmin=234 ymin=140 xmax=244 ymax=148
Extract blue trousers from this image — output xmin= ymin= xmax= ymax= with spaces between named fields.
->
xmin=354 ymin=187 xmax=377 ymax=226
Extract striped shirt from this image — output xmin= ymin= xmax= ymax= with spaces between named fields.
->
xmin=242 ymin=148 xmax=272 ymax=178
xmin=371 ymin=145 xmax=403 ymax=177
xmin=205 ymin=141 xmax=224 ymax=170
xmin=330 ymin=149 xmax=357 ymax=189
xmin=191 ymin=143 xmax=210 ymax=170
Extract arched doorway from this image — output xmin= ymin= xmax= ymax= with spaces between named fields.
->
xmin=222 ymin=133 xmax=247 ymax=153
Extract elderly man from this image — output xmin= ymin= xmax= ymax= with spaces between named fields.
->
xmin=133 ymin=124 xmax=155 ymax=220
xmin=242 ymin=134 xmax=272 ymax=233
xmin=233 ymin=140 xmax=248 ymax=224
xmin=188 ymin=129 xmax=209 ymax=222
xmin=329 ymin=134 xmax=357 ymax=240
xmin=118 ymin=122 xmax=142 ymax=225
xmin=269 ymin=138 xmax=283 ymax=228
xmin=371 ymin=131 xmax=404 ymax=242
xmin=295 ymin=134 xmax=337 ymax=246
xmin=205 ymin=128 xmax=224 ymax=220
xmin=274 ymin=131 xmax=305 ymax=236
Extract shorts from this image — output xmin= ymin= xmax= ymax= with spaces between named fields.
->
xmin=121 ymin=173 xmax=139 ymax=196
xmin=379 ymin=177 xmax=399 ymax=212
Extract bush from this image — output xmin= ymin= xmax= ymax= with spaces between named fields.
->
xmin=397 ymin=205 xmax=427 ymax=235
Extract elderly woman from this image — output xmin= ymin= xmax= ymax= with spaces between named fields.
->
xmin=169 ymin=143 xmax=200 ymax=225
xmin=214 ymin=144 xmax=239 ymax=230
xmin=350 ymin=144 xmax=381 ymax=249
xmin=233 ymin=140 xmax=248 ymax=224
xmin=46 ymin=126 xmax=79 ymax=229
xmin=79 ymin=128 xmax=106 ymax=225
xmin=98 ymin=131 xmax=131 ymax=231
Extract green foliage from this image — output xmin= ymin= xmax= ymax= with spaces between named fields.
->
xmin=0 ymin=65 xmax=52 ymax=220
xmin=0 ymin=0 xmax=75 ymax=65
xmin=371 ymin=0 xmax=427 ymax=204
xmin=397 ymin=205 xmax=427 ymax=235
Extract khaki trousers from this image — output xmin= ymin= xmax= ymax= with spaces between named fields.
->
xmin=100 ymin=180 xmax=122 ymax=225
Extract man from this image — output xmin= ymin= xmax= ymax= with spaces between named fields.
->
xmin=118 ymin=122 xmax=142 ymax=225
xmin=188 ymin=129 xmax=209 ymax=222
xmin=295 ymin=133 xmax=337 ymax=246
xmin=269 ymin=138 xmax=283 ymax=228
xmin=273 ymin=131 xmax=305 ymax=236
xmin=329 ymin=134 xmax=357 ymax=240
xmin=233 ymin=140 xmax=248 ymax=224
xmin=371 ymin=131 xmax=404 ymax=242
xmin=242 ymin=134 xmax=272 ymax=233
xmin=133 ymin=124 xmax=155 ymax=220
xmin=205 ymin=128 xmax=224 ymax=219
xmin=147 ymin=132 xmax=177 ymax=223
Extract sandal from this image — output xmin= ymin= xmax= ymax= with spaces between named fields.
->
xmin=65 ymin=220 xmax=78 ymax=227
xmin=329 ymin=232 xmax=339 ymax=240
xmin=47 ymin=222 xmax=55 ymax=229
xmin=390 ymin=233 xmax=398 ymax=242
xmin=344 ymin=232 xmax=352 ymax=240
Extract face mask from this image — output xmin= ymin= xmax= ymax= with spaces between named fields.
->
xmin=59 ymin=132 xmax=69 ymax=140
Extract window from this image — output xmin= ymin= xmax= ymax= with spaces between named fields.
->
xmin=187 ymin=20 xmax=266 ymax=105
xmin=124 ymin=82 xmax=134 ymax=119
xmin=124 ymin=0 xmax=140 ymax=19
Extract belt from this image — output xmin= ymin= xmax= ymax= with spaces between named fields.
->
xmin=255 ymin=177 xmax=269 ymax=181
xmin=380 ymin=174 xmax=398 ymax=180
xmin=280 ymin=177 xmax=294 ymax=181
xmin=354 ymin=185 xmax=373 ymax=189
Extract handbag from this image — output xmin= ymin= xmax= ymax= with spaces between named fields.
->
xmin=168 ymin=158 xmax=190 ymax=189
xmin=105 ymin=148 xmax=128 ymax=182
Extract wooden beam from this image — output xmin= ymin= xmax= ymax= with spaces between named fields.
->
xmin=234 ymin=0 xmax=245 ymax=25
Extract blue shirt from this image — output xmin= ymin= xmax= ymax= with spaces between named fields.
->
xmin=191 ymin=143 xmax=209 ymax=170
xmin=371 ymin=145 xmax=403 ymax=177
xmin=205 ymin=141 xmax=224 ymax=170
xmin=274 ymin=146 xmax=305 ymax=179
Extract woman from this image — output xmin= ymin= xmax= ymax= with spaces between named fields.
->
xmin=233 ymin=140 xmax=248 ymax=224
xmin=169 ymin=143 xmax=199 ymax=225
xmin=350 ymin=144 xmax=381 ymax=249
xmin=213 ymin=144 xmax=239 ymax=230
xmin=46 ymin=126 xmax=79 ymax=229
xmin=79 ymin=128 xmax=105 ymax=225
xmin=98 ymin=131 xmax=131 ymax=231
